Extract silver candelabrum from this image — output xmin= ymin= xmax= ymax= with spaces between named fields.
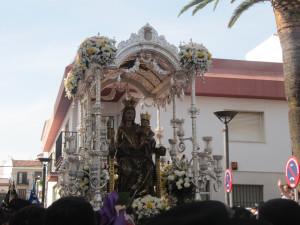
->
xmin=168 ymin=120 xmax=223 ymax=199
xmin=58 ymin=118 xmax=110 ymax=211
xmin=58 ymin=66 xmax=112 ymax=211
xmin=168 ymin=71 xmax=223 ymax=200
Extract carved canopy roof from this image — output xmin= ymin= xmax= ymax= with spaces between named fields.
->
xmin=98 ymin=23 xmax=187 ymax=104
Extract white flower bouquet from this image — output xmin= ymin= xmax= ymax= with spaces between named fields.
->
xmin=161 ymin=156 xmax=194 ymax=198
xmin=64 ymin=35 xmax=117 ymax=99
xmin=132 ymin=195 xmax=169 ymax=220
xmin=179 ymin=41 xmax=212 ymax=74
xmin=78 ymin=36 xmax=117 ymax=66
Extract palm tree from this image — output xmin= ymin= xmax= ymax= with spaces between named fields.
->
xmin=179 ymin=0 xmax=300 ymax=186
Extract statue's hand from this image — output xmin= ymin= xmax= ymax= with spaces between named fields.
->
xmin=155 ymin=146 xmax=166 ymax=156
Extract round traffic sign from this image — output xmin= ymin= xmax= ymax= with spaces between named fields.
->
xmin=225 ymin=169 xmax=232 ymax=193
xmin=285 ymin=156 xmax=300 ymax=188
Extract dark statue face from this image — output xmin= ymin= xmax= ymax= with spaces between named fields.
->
xmin=141 ymin=119 xmax=149 ymax=127
xmin=124 ymin=109 xmax=135 ymax=122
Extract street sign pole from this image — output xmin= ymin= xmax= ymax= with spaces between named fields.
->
xmin=294 ymin=188 xmax=298 ymax=202
xmin=285 ymin=156 xmax=300 ymax=203
xmin=225 ymin=169 xmax=233 ymax=207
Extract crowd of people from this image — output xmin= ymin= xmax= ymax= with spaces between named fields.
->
xmin=1 ymin=191 xmax=300 ymax=225
xmin=277 ymin=178 xmax=300 ymax=202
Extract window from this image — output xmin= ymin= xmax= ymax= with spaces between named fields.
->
xmin=108 ymin=116 xmax=114 ymax=129
xmin=18 ymin=189 xmax=27 ymax=199
xmin=17 ymin=172 xmax=28 ymax=185
xmin=56 ymin=132 xmax=63 ymax=163
xmin=232 ymin=184 xmax=263 ymax=207
xmin=34 ymin=171 xmax=42 ymax=178
xmin=229 ymin=111 xmax=265 ymax=142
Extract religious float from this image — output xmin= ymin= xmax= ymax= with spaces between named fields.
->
xmin=59 ymin=24 xmax=224 ymax=222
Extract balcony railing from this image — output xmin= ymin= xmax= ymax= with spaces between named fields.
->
xmin=55 ymin=131 xmax=77 ymax=165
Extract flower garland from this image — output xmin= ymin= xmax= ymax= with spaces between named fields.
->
xmin=64 ymin=36 xmax=117 ymax=99
xmin=132 ymin=195 xmax=169 ymax=220
xmin=78 ymin=36 xmax=117 ymax=66
xmin=179 ymin=41 xmax=212 ymax=74
xmin=64 ymin=60 xmax=86 ymax=99
xmin=161 ymin=156 xmax=193 ymax=198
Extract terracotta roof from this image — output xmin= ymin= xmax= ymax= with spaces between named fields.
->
xmin=12 ymin=160 xmax=43 ymax=167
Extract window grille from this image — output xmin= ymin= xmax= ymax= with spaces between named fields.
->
xmin=18 ymin=189 xmax=27 ymax=199
xmin=232 ymin=184 xmax=263 ymax=207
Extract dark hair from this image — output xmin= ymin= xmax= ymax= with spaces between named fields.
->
xmin=0 ymin=207 xmax=11 ymax=224
xmin=147 ymin=200 xmax=230 ymax=225
xmin=45 ymin=196 xmax=95 ymax=225
xmin=9 ymin=204 xmax=46 ymax=225
xmin=258 ymin=198 xmax=300 ymax=225
xmin=6 ymin=198 xmax=31 ymax=212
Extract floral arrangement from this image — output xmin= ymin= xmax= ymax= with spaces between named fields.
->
xmin=78 ymin=36 xmax=117 ymax=66
xmin=132 ymin=195 xmax=169 ymax=220
xmin=64 ymin=60 xmax=86 ymax=99
xmin=64 ymin=36 xmax=117 ymax=99
xmin=161 ymin=156 xmax=194 ymax=199
xmin=178 ymin=41 xmax=212 ymax=74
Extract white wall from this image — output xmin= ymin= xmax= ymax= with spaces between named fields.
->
xmin=153 ymin=96 xmax=291 ymax=172
xmin=246 ymin=34 xmax=282 ymax=63
xmin=46 ymin=181 xmax=57 ymax=207
xmin=49 ymin=94 xmax=291 ymax=203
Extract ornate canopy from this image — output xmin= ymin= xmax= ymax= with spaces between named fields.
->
xmin=96 ymin=23 xmax=187 ymax=104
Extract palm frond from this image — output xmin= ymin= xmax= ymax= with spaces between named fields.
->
xmin=192 ymin=0 xmax=216 ymax=15
xmin=178 ymin=0 xmax=205 ymax=17
xmin=228 ymin=0 xmax=266 ymax=28
xmin=213 ymin=0 xmax=220 ymax=11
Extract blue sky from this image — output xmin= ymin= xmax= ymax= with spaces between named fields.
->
xmin=0 ymin=0 xmax=277 ymax=161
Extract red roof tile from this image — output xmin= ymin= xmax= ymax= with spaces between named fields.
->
xmin=12 ymin=160 xmax=43 ymax=167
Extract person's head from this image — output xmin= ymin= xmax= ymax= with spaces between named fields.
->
xmin=9 ymin=204 xmax=46 ymax=225
xmin=6 ymin=198 xmax=31 ymax=212
xmin=45 ymin=196 xmax=95 ymax=225
xmin=147 ymin=200 xmax=230 ymax=225
xmin=258 ymin=198 xmax=300 ymax=225
xmin=283 ymin=184 xmax=289 ymax=192
xmin=0 ymin=210 xmax=13 ymax=225
xmin=250 ymin=205 xmax=258 ymax=215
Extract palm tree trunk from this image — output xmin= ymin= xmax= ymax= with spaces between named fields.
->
xmin=273 ymin=0 xmax=300 ymax=189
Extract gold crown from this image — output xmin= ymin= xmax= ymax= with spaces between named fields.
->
xmin=140 ymin=112 xmax=151 ymax=121
xmin=122 ymin=97 xmax=139 ymax=108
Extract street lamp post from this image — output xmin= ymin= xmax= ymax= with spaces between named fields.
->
xmin=33 ymin=176 xmax=41 ymax=202
xmin=38 ymin=157 xmax=51 ymax=207
xmin=214 ymin=111 xmax=238 ymax=206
